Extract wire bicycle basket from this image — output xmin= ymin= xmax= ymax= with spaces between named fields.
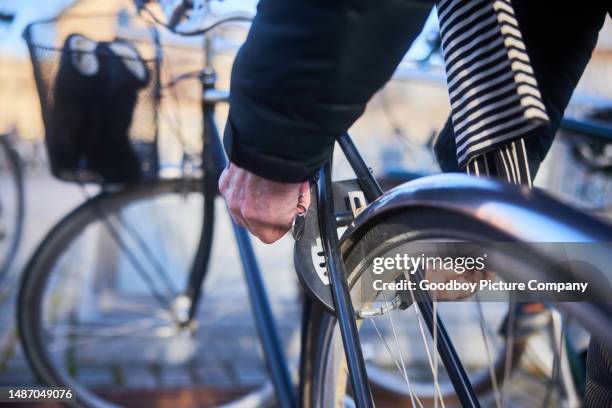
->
xmin=24 ymin=13 xmax=162 ymax=184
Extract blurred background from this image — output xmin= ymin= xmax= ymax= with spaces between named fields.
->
xmin=0 ymin=0 xmax=610 ymax=406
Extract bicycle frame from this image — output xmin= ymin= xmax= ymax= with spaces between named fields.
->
xmin=177 ymin=32 xmax=481 ymax=407
xmin=0 ymin=134 xmax=25 ymax=283
xmin=180 ymin=35 xmax=296 ymax=407
xmin=561 ymin=117 xmax=612 ymax=142
xmin=169 ymin=27 xmax=612 ymax=408
xmin=329 ymin=135 xmax=479 ymax=408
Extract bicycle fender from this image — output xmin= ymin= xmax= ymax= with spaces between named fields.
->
xmin=339 ymin=173 xmax=612 ymax=346
xmin=299 ymin=174 xmax=612 ymax=321
xmin=341 ymin=173 xmax=612 ymax=251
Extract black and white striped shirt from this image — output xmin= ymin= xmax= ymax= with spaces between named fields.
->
xmin=437 ymin=0 xmax=550 ymax=169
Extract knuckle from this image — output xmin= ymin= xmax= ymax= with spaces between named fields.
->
xmin=254 ymin=228 xmax=276 ymax=244
xmin=242 ymin=207 xmax=263 ymax=223
xmin=259 ymin=235 xmax=275 ymax=244
xmin=266 ymin=229 xmax=287 ymax=244
xmin=228 ymin=203 xmax=242 ymax=215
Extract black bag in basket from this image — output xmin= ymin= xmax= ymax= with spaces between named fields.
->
xmin=49 ymin=34 xmax=150 ymax=183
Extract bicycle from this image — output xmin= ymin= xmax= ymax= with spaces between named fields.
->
xmin=0 ymin=132 xmax=25 ymax=287
xmin=370 ymin=112 xmax=612 ymax=406
xmin=18 ymin=2 xmax=612 ymax=408
xmin=377 ymin=27 xmax=612 ymax=405
xmin=0 ymin=10 xmax=26 ymax=287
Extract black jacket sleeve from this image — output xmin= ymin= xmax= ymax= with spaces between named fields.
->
xmin=223 ymin=0 xmax=432 ymax=182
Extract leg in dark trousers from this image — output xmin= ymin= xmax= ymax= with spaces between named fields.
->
xmin=585 ymin=339 xmax=612 ymax=408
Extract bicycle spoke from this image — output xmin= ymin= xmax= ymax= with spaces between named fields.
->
xmin=51 ymin=316 xmax=164 ymax=337
xmin=115 ymin=210 xmax=179 ymax=296
xmin=543 ymin=312 xmax=568 ymax=407
xmin=432 ymin=297 xmax=443 ymax=408
xmin=382 ymin=291 xmax=411 ymax=386
xmin=407 ymin=287 xmax=446 ymax=408
xmin=53 ymin=313 xmax=173 ymax=336
xmin=98 ymin=213 xmax=173 ymax=309
xmin=501 ymin=298 xmax=516 ymax=407
xmin=48 ymin=316 xmax=168 ymax=353
xmin=48 ymin=256 xmax=89 ymax=325
xmin=475 ymin=295 xmax=502 ymax=408
xmin=368 ymin=316 xmax=423 ymax=408
xmin=79 ymin=187 xmax=176 ymax=308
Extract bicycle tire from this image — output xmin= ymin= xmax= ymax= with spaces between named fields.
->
xmin=0 ymin=135 xmax=25 ymax=284
xmin=301 ymin=208 xmax=594 ymax=407
xmin=17 ymin=177 xmax=213 ymax=408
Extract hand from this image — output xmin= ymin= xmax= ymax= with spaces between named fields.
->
xmin=219 ymin=163 xmax=310 ymax=244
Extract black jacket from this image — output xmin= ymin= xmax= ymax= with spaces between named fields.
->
xmin=224 ymin=0 xmax=610 ymax=182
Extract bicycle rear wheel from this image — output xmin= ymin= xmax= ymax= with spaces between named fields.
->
xmin=302 ymin=209 xmax=601 ymax=407
xmin=17 ymin=177 xmax=244 ymax=408
xmin=0 ymin=135 xmax=25 ymax=284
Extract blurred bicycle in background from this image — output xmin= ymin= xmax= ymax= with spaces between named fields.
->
xmin=13 ymin=1 xmax=612 ymax=407
xmin=0 ymin=131 xmax=25 ymax=287
xmin=0 ymin=6 xmax=26 ymax=290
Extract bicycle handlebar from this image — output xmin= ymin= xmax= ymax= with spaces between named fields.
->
xmin=137 ymin=0 xmax=249 ymax=36
xmin=0 ymin=12 xmax=15 ymax=24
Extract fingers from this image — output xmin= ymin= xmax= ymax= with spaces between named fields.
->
xmin=244 ymin=221 xmax=287 ymax=244
xmin=219 ymin=165 xmax=249 ymax=228
xmin=219 ymin=163 xmax=308 ymax=244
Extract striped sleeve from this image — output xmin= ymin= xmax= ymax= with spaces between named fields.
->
xmin=465 ymin=137 xmax=533 ymax=188
xmin=436 ymin=0 xmax=550 ymax=168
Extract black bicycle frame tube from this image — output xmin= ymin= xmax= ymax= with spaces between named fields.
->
xmin=184 ymin=71 xmax=219 ymax=320
xmin=338 ymin=133 xmax=383 ymax=201
xmin=231 ymin=222 xmax=296 ymax=408
xmin=413 ymin=272 xmax=481 ymax=407
xmin=561 ymin=117 xmax=612 ymax=142
xmin=188 ymin=69 xmax=296 ymax=407
xmin=317 ymin=160 xmax=374 ymax=408
xmin=340 ymin=132 xmax=479 ymax=407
